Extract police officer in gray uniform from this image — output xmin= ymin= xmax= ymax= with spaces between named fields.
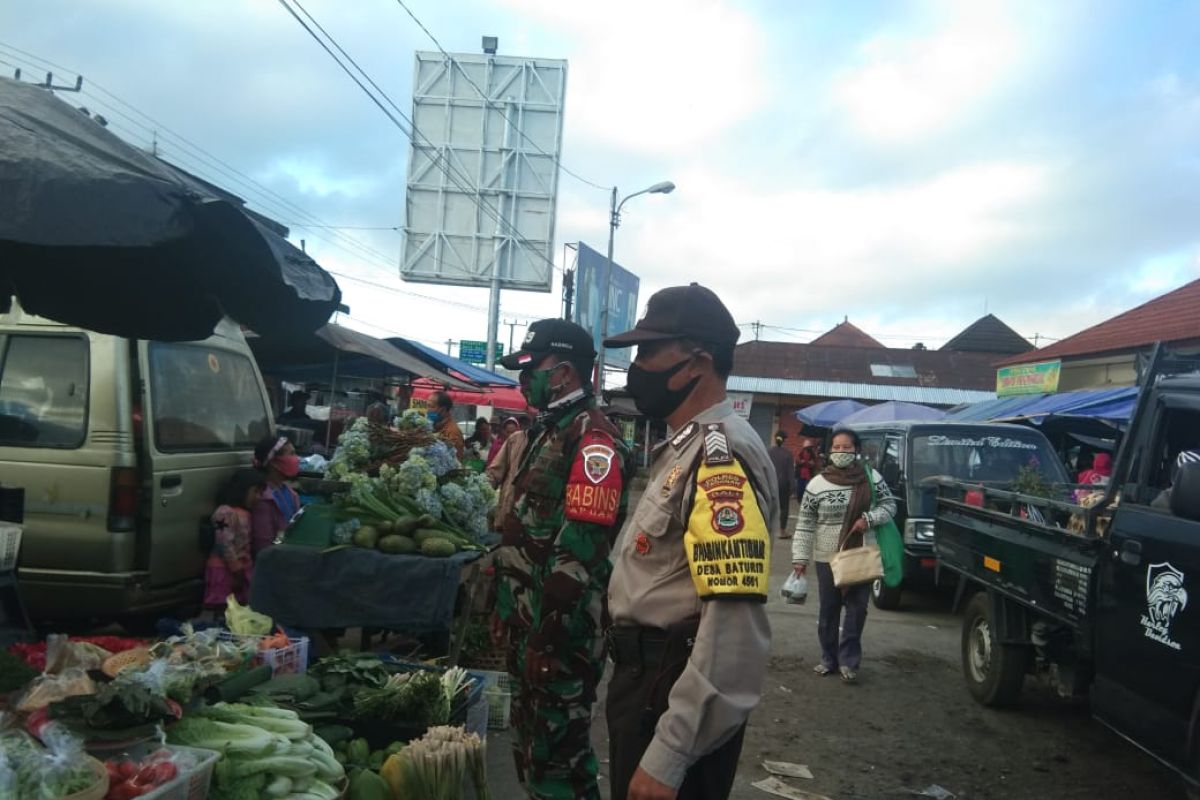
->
xmin=604 ymin=284 xmax=779 ymax=800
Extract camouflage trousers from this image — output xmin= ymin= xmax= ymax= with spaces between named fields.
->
xmin=506 ymin=630 xmax=605 ymax=800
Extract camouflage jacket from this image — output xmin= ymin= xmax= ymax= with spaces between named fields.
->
xmin=497 ymin=391 xmax=630 ymax=656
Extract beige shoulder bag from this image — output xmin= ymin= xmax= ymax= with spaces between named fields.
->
xmin=829 ymin=505 xmax=883 ymax=588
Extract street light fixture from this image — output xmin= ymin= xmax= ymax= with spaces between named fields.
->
xmin=595 ymin=180 xmax=676 ymax=389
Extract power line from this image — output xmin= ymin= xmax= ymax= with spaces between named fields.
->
xmin=0 ymin=42 xmax=406 ymax=272
xmin=278 ymin=0 xmax=566 ymax=277
xmin=391 ymin=0 xmax=608 ymax=192
xmin=0 ymin=42 xmax=552 ymax=323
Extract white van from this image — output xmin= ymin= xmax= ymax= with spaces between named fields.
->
xmin=0 ymin=301 xmax=273 ymax=623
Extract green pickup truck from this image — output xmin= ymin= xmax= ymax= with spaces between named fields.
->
xmin=934 ymin=346 xmax=1200 ymax=792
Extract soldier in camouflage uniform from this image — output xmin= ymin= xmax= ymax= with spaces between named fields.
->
xmin=494 ymin=318 xmax=630 ymax=800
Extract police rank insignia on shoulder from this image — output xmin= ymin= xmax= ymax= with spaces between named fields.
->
xmin=702 ymin=423 xmax=734 ymax=466
xmin=565 ymin=430 xmax=623 ymax=525
xmin=661 ymin=464 xmax=684 ymax=497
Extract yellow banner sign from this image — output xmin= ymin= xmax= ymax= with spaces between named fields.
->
xmin=996 ymin=360 xmax=1061 ymax=397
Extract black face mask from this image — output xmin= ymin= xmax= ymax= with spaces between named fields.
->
xmin=627 ymin=357 xmax=699 ymax=420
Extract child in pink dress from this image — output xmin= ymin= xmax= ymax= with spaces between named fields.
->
xmin=204 ymin=469 xmax=265 ymax=610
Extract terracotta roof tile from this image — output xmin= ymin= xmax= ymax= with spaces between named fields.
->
xmin=996 ymin=278 xmax=1200 ymax=366
xmin=809 ymin=321 xmax=885 ymax=348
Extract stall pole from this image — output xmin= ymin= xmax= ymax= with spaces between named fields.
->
xmin=643 ymin=418 xmax=651 ymax=469
xmin=324 ymin=351 xmax=340 ymax=451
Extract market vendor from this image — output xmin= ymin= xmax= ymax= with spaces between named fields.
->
xmin=251 ymin=435 xmax=302 ymax=556
xmin=428 ymin=390 xmax=466 ymax=460
xmin=277 ymin=389 xmax=312 ymax=423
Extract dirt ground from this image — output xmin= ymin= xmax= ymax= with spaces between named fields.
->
xmin=487 ymin=533 xmax=1187 ymax=800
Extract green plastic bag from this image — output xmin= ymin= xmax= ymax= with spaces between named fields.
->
xmin=867 ymin=469 xmax=904 ymax=588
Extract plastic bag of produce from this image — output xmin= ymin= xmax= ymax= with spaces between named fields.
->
xmin=44 ymin=635 xmax=112 ymax=674
xmin=15 ymin=668 xmax=96 ymax=712
xmin=225 ymin=596 xmax=273 ymax=636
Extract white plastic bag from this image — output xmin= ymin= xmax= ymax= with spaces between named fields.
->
xmin=781 ymin=572 xmax=808 ymax=604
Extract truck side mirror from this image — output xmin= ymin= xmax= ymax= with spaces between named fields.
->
xmin=1169 ymin=462 xmax=1200 ymax=521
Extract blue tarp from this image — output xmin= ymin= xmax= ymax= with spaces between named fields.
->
xmin=944 ymin=387 xmax=1138 ymax=424
xmin=390 ymin=339 xmax=518 ymax=387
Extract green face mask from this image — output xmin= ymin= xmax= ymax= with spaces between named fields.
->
xmin=522 ymin=363 xmax=565 ymax=409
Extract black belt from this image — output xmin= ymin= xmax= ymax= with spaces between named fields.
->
xmin=606 ymin=623 xmax=697 ymax=670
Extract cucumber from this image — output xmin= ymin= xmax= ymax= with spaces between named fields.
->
xmin=420 ymin=538 xmax=457 ymax=558
xmin=378 ymin=535 xmax=417 ymax=555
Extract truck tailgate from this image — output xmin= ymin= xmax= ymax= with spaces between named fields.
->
xmin=935 ymin=497 xmax=1105 ymax=627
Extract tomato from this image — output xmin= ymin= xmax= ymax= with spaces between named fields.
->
xmin=118 ymin=762 xmax=138 ymax=780
xmin=153 ymin=762 xmax=178 ymax=783
xmin=106 ymin=782 xmax=134 ymax=800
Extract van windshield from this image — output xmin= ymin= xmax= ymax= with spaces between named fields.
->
xmin=909 ymin=429 xmax=1069 ymax=486
xmin=149 ymin=343 xmax=269 ymax=452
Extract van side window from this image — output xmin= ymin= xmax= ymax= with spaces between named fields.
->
xmin=881 ymin=436 xmax=903 ymax=476
xmin=0 ymin=335 xmax=88 ymax=448
xmin=1144 ymin=407 xmax=1200 ymax=512
xmin=149 ymin=344 xmax=269 ymax=452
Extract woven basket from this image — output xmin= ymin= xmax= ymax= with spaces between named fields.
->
xmin=102 ymin=647 xmax=153 ymax=678
xmin=62 ymin=758 xmax=109 ymax=800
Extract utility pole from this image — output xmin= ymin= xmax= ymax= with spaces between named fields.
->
xmin=751 ymin=321 xmax=763 ymax=341
xmin=446 ymin=339 xmax=457 ymax=356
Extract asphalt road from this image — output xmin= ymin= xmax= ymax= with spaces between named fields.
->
xmin=486 ymin=530 xmax=1186 ymax=800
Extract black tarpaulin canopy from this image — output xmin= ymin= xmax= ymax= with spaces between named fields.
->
xmin=248 ymin=322 xmax=480 ymax=392
xmin=0 ymin=76 xmax=341 ymax=341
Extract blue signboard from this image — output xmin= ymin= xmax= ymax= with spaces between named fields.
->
xmin=574 ymin=242 xmax=640 ymax=370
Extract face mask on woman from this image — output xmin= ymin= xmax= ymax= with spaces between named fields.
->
xmin=427 ymin=410 xmax=442 ymax=425
xmin=626 ymin=358 xmax=699 ymax=420
xmin=274 ymin=454 xmax=301 ymax=479
xmin=829 ymin=451 xmax=857 ymax=469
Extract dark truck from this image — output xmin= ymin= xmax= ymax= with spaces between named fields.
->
xmin=849 ymin=421 xmax=1070 ymax=610
xmin=933 ymin=346 xmax=1200 ymax=790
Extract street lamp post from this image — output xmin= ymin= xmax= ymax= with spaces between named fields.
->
xmin=595 ymin=180 xmax=676 ymax=389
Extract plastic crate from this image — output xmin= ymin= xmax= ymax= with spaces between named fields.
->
xmin=218 ymin=632 xmax=309 ymax=676
xmin=141 ymin=746 xmax=220 ymax=800
xmin=477 ymin=669 xmax=511 ymax=731
xmin=0 ymin=524 xmax=21 ymax=573
xmin=465 ymin=687 xmax=489 ymax=739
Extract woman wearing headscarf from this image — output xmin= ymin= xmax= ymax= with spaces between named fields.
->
xmin=791 ymin=428 xmax=897 ymax=682
xmin=1074 ymin=452 xmax=1113 ymax=502
xmin=251 ymin=435 xmax=302 ymax=557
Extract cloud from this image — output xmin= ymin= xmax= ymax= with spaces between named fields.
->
xmin=495 ymin=0 xmax=769 ymax=155
xmin=833 ymin=1 xmax=1025 ymax=145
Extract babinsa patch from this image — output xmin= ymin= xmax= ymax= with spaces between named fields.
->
xmin=565 ymin=430 xmax=624 ymax=526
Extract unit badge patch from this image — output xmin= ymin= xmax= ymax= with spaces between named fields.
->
xmin=634 ymin=532 xmax=651 ymax=555
xmin=581 ymin=443 xmax=615 ymax=484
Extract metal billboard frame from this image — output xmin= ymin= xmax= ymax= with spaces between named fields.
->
xmin=401 ymin=51 xmax=566 ymax=294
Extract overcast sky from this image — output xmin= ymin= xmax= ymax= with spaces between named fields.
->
xmin=4 ymin=0 xmax=1200 ymax=359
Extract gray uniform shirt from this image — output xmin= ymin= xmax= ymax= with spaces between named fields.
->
xmin=609 ymin=398 xmax=779 ymax=788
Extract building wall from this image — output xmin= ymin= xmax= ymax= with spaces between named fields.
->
xmin=1058 ymin=355 xmax=1138 ymax=391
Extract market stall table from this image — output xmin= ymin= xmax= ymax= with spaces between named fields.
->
xmin=250 ymin=544 xmax=485 ymax=641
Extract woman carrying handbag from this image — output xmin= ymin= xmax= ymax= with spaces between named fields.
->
xmin=791 ymin=428 xmax=897 ymax=683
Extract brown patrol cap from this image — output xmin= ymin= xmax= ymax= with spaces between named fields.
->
xmin=603 ymin=283 xmax=741 ymax=348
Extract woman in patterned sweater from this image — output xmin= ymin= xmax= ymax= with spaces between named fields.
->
xmin=791 ymin=428 xmax=896 ymax=682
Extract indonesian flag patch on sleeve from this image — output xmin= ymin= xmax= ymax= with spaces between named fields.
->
xmin=685 ymin=457 xmax=771 ymax=601
xmin=564 ymin=430 xmax=623 ymax=526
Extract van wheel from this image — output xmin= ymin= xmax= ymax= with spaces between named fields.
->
xmin=872 ymin=579 xmax=902 ymax=610
xmin=962 ymin=592 xmax=1027 ymax=707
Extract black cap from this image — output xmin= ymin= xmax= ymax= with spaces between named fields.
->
xmin=604 ymin=283 xmax=740 ymax=348
xmin=500 ymin=318 xmax=597 ymax=370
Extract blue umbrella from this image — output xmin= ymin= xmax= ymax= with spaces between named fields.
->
xmin=794 ymin=399 xmax=866 ymax=428
xmin=837 ymin=401 xmax=946 ymax=426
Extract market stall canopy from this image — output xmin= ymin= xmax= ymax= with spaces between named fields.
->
xmin=944 ymin=387 xmax=1138 ymax=425
xmin=837 ymin=401 xmax=946 ymax=426
xmin=794 ymin=399 xmax=867 ymax=428
xmin=248 ymin=323 xmax=478 ymax=392
xmin=389 ymin=338 xmax=519 ymax=387
xmin=411 ymin=379 xmax=530 ymax=413
xmin=0 ymin=77 xmax=341 ymax=341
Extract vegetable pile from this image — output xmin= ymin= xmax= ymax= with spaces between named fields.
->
xmin=380 ymin=725 xmax=489 ymax=800
xmin=326 ymin=413 xmax=496 ymax=552
xmin=0 ymin=728 xmax=100 ymax=800
xmin=166 ymin=702 xmax=345 ymax=800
